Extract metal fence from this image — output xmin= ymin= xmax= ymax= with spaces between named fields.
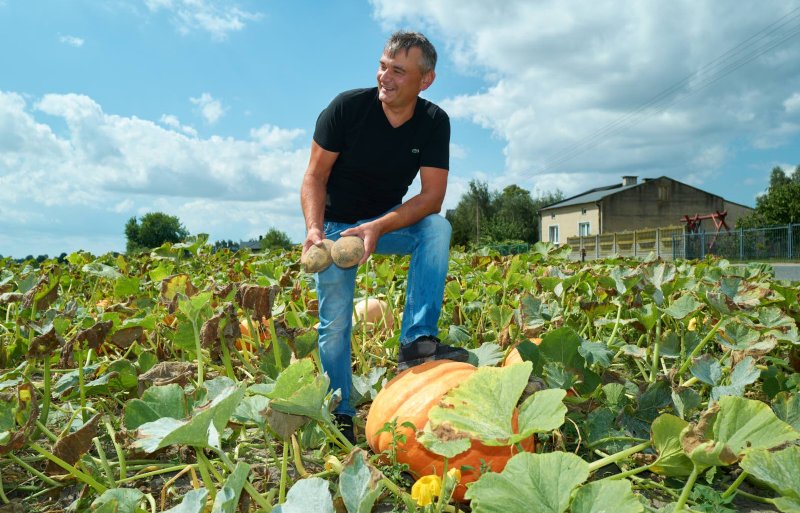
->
xmin=567 ymin=224 xmax=800 ymax=261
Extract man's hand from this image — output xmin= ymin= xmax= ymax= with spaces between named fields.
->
xmin=302 ymin=227 xmax=326 ymax=256
xmin=340 ymin=221 xmax=382 ymax=265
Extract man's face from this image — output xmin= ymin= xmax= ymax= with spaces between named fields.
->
xmin=377 ymin=47 xmax=434 ymax=109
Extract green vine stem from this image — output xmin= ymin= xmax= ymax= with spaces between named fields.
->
xmin=587 ymin=441 xmax=652 ymax=473
xmin=279 ymin=440 xmax=289 ymax=504
xmin=194 ymin=449 xmax=217 ymax=502
xmin=674 ymin=464 xmax=701 ymax=512
xmin=104 ymin=418 xmax=127 ymax=481
xmin=92 ymin=437 xmax=116 ymax=488
xmin=29 ymin=442 xmax=107 ymax=493
xmin=211 ymin=447 xmax=273 ymax=512
xmin=7 ymin=452 xmax=61 ymax=488
xmin=290 ymin=434 xmax=309 ymax=478
xmin=675 ymin=318 xmax=725 ymax=378
xmin=720 ymin=470 xmax=748 ymax=500
xmin=191 ymin=319 xmax=204 ymax=389
xmin=649 ymin=316 xmax=662 ymax=382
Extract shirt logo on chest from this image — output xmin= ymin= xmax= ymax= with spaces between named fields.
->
xmin=411 ymin=148 xmax=420 ymax=154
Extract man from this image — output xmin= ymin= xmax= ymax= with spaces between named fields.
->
xmin=300 ymin=31 xmax=469 ymax=443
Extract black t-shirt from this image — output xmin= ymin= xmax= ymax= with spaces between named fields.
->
xmin=313 ymin=87 xmax=450 ymax=223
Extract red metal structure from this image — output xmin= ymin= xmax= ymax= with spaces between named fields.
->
xmin=681 ymin=210 xmax=730 ymax=250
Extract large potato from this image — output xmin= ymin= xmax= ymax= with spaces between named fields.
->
xmin=301 ymin=239 xmax=334 ymax=273
xmin=331 ymin=236 xmax=365 ymax=268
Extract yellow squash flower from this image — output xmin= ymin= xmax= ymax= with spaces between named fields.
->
xmin=411 ymin=475 xmax=442 ymax=507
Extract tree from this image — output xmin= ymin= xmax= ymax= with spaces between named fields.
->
xmin=446 ymin=181 xmax=563 ymax=246
xmin=125 ymin=212 xmax=189 ymax=253
xmin=447 ymin=180 xmax=493 ymax=246
xmin=260 ymin=228 xmax=294 ymax=250
xmin=737 ymin=165 xmax=800 ymax=228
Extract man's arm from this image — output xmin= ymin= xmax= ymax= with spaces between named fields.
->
xmin=301 ymin=140 xmax=339 ymax=254
xmin=341 ymin=165 xmax=448 ymax=263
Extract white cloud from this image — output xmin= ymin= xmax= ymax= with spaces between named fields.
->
xmin=59 ymin=35 xmax=85 ymax=47
xmin=0 ymin=90 xmax=308 ymax=257
xmin=250 ymin=124 xmax=306 ymax=150
xmin=784 ymin=92 xmax=800 ymax=113
xmin=450 ymin=142 xmax=466 ymax=160
xmin=160 ymin=114 xmax=198 ymax=137
xmin=143 ymin=0 xmax=261 ymax=40
xmin=190 ymin=93 xmax=225 ymax=124
xmin=372 ymin=0 xmax=800 ymax=193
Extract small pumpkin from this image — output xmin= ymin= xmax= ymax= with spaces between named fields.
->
xmin=238 ymin=317 xmax=270 ymax=351
xmin=365 ymin=360 xmax=534 ymax=502
xmin=353 ymin=297 xmax=394 ymax=331
xmin=502 ymin=338 xmax=542 ymax=366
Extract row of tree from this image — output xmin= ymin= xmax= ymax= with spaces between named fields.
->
xmin=446 ymin=181 xmax=563 ymax=247
xmin=736 ymin=165 xmax=800 ymax=228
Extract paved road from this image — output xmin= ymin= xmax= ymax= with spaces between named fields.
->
xmin=769 ymin=263 xmax=800 ymax=282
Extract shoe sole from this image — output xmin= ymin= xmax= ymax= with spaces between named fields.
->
xmin=397 ymin=348 xmax=470 ymax=371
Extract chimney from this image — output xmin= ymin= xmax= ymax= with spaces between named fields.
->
xmin=622 ymin=176 xmax=638 ymax=186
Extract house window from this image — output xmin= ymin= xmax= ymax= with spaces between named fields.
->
xmin=549 ymin=225 xmax=560 ymax=244
xmin=578 ymin=222 xmax=590 ymax=236
xmin=550 ymin=213 xmax=556 ymax=219
xmin=581 ymin=208 xmax=587 ymax=215
xmin=658 ymin=184 xmax=670 ymax=201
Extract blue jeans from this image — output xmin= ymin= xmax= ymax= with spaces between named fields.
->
xmin=315 ymin=213 xmax=452 ymax=416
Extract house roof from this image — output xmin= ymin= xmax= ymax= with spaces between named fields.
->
xmin=539 ymin=176 xmax=755 ymax=212
xmin=539 ymin=180 xmax=645 ymax=211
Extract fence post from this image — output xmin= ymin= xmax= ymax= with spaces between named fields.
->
xmin=656 ymin=229 xmax=661 ymax=258
xmin=701 ymin=231 xmax=706 ymax=259
xmin=672 ymin=235 xmax=676 ymax=260
xmin=595 ymin=234 xmax=600 ymax=259
xmin=739 ymin=227 xmax=744 ymax=260
xmin=633 ymin=230 xmax=638 ymax=258
xmin=789 ymin=224 xmax=793 ymax=260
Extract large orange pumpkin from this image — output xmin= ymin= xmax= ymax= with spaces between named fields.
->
xmin=365 ymin=360 xmax=535 ymax=502
xmin=237 ymin=317 xmax=270 ymax=351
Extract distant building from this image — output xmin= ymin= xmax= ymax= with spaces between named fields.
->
xmin=539 ymin=176 xmax=754 ymax=244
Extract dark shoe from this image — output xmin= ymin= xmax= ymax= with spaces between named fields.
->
xmin=334 ymin=413 xmax=356 ymax=445
xmin=398 ymin=336 xmax=470 ymax=371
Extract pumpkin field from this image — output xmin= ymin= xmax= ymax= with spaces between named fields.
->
xmin=1 ymin=241 xmax=799 ymax=513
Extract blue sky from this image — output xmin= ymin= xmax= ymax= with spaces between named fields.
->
xmin=2 ymin=0 xmax=799 ymax=258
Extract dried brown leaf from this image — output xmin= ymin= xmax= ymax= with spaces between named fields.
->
xmin=0 ymin=384 xmax=39 ymax=455
xmin=110 ymin=326 xmax=144 ymax=349
xmin=27 ymin=326 xmax=63 ymax=360
xmin=45 ymin=414 xmax=101 ymax=475
xmin=75 ymin=321 xmax=113 ymax=351
xmin=236 ymin=284 xmax=278 ymax=321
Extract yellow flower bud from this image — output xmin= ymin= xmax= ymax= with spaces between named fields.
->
xmin=688 ymin=317 xmax=697 ymax=331
xmin=411 ymin=475 xmax=442 ymax=507
xmin=447 ymin=467 xmax=462 ymax=483
xmin=324 ymin=455 xmax=343 ymax=474
xmin=19 ymin=388 xmax=31 ymax=403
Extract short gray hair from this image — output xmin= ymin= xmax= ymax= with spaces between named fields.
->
xmin=383 ymin=31 xmax=437 ymax=74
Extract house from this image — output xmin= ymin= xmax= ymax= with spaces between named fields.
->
xmin=539 ymin=176 xmax=754 ymax=244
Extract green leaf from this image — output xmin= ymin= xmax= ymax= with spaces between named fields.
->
xmin=268 ymin=360 xmax=330 ymax=421
xmin=570 ymin=480 xmax=643 ymax=513
xmin=633 ymin=303 xmax=659 ymax=331
xmin=114 ymin=276 xmax=140 ymax=299
xmin=663 ymin=295 xmax=703 ymax=320
xmin=468 ymin=342 xmax=504 ymax=367
xmin=339 ymin=448 xmax=384 ymax=513
xmin=671 ymin=388 xmax=701 ymax=419
xmin=446 ymin=324 xmax=471 ymax=345
xmin=132 ymin=384 xmax=245 ymax=453
xmin=710 ymin=356 xmax=760 ymax=402
xmin=579 ymin=340 xmax=613 ymax=368
xmin=740 ymin=446 xmax=800 ymax=501
xmin=162 ymin=488 xmax=209 ymax=513
xmin=272 ymin=477 xmax=334 ymax=513
xmin=773 ymin=497 xmax=800 ymax=513
xmin=351 ymin=367 xmax=386 ymax=407
xmin=211 ymin=462 xmax=250 ymax=513
xmin=231 ymin=395 xmax=270 ymax=428
xmin=650 ymin=414 xmax=692 ymax=477
xmin=465 ymin=452 xmax=589 ymax=513
xmin=690 ymin=355 xmax=722 ymax=386
xmin=425 ymin=363 xmax=530 ymax=446
xmin=82 ymin=262 xmax=122 ymax=279
xmin=514 ymin=388 xmax=567 ymax=444
xmin=538 ymin=327 xmax=584 ymax=368
xmin=772 ymin=391 xmax=800 ymax=431
xmin=416 ymin=430 xmax=472 ymax=458
xmin=124 ymin=384 xmax=187 ymax=430
xmin=712 ymin=395 xmax=800 ymax=456
xmin=89 ymin=488 xmax=145 ymax=513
